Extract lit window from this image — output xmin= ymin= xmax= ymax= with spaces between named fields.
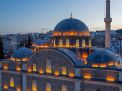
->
xmin=66 ymin=39 xmax=70 ymax=47
xmin=39 ymin=68 xmax=44 ymax=74
xmin=92 ymin=64 xmax=99 ymax=67
xmin=16 ymin=87 xmax=21 ymax=91
xmin=69 ymin=71 xmax=75 ymax=78
xmin=32 ymin=80 xmax=37 ymax=91
xmin=3 ymin=84 xmax=8 ymax=89
xmin=88 ymin=39 xmax=91 ymax=47
xmin=54 ymin=70 xmax=60 ymax=76
xmin=62 ymin=85 xmax=67 ymax=91
xmin=83 ymin=73 xmax=92 ymax=79
xmin=82 ymin=52 xmax=88 ymax=59
xmin=59 ymin=39 xmax=63 ymax=47
xmin=46 ymin=83 xmax=51 ymax=91
xmin=33 ymin=64 xmax=37 ymax=72
xmin=10 ymin=77 xmax=14 ymax=87
xmin=62 ymin=66 xmax=67 ymax=75
xmin=76 ymin=39 xmax=79 ymax=47
xmin=53 ymin=39 xmax=56 ymax=47
xmin=106 ymin=75 xmax=115 ymax=82
xmin=27 ymin=66 xmax=32 ymax=73
xmin=46 ymin=59 xmax=51 ymax=73
xmin=82 ymin=39 xmax=85 ymax=47
xmin=3 ymin=63 xmax=8 ymax=70
xmin=16 ymin=66 xmax=21 ymax=71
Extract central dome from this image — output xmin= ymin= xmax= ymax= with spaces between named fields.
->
xmin=54 ymin=18 xmax=89 ymax=32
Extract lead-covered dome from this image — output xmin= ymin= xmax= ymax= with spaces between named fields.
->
xmin=87 ymin=49 xmax=122 ymax=68
xmin=11 ymin=47 xmax=33 ymax=62
xmin=54 ymin=18 xmax=89 ymax=32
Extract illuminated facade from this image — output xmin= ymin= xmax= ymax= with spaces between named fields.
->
xmin=0 ymin=0 xmax=122 ymax=91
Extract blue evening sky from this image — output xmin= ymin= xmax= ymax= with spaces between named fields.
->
xmin=0 ymin=0 xmax=122 ymax=34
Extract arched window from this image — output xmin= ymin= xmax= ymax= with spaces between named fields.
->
xmin=76 ymin=39 xmax=79 ymax=47
xmin=82 ymin=39 xmax=85 ymax=47
xmin=62 ymin=85 xmax=67 ymax=91
xmin=33 ymin=64 xmax=37 ymax=72
xmin=62 ymin=66 xmax=67 ymax=75
xmin=59 ymin=39 xmax=63 ymax=47
xmin=32 ymin=80 xmax=37 ymax=91
xmin=89 ymin=39 xmax=91 ymax=47
xmin=10 ymin=77 xmax=14 ymax=87
xmin=66 ymin=39 xmax=69 ymax=47
xmin=53 ymin=39 xmax=56 ymax=47
xmin=46 ymin=59 xmax=51 ymax=73
xmin=46 ymin=83 xmax=51 ymax=91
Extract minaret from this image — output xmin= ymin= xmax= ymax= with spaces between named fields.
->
xmin=104 ymin=0 xmax=112 ymax=48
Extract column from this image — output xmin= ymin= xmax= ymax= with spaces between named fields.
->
xmin=22 ymin=73 xmax=27 ymax=91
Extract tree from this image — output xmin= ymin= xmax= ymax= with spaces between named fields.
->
xmin=26 ymin=35 xmax=32 ymax=48
xmin=0 ymin=36 xmax=4 ymax=59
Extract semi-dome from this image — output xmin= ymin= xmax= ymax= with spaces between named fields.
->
xmin=54 ymin=18 xmax=89 ymax=32
xmin=11 ymin=47 xmax=33 ymax=61
xmin=87 ymin=49 xmax=122 ymax=68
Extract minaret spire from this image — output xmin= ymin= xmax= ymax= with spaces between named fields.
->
xmin=104 ymin=0 xmax=112 ymax=48
xmin=70 ymin=12 xmax=72 ymax=18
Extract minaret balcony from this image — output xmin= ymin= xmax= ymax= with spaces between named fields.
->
xmin=104 ymin=18 xmax=112 ymax=22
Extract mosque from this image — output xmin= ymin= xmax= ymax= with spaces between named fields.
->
xmin=0 ymin=0 xmax=122 ymax=91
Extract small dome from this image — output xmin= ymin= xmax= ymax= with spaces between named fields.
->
xmin=12 ymin=47 xmax=32 ymax=59
xmin=54 ymin=18 xmax=89 ymax=32
xmin=33 ymin=39 xmax=49 ymax=46
xmin=87 ymin=49 xmax=122 ymax=68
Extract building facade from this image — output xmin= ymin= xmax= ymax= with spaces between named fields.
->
xmin=0 ymin=0 xmax=122 ymax=91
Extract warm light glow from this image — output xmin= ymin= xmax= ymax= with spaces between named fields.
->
xmin=114 ymin=62 xmax=120 ymax=66
xmin=62 ymin=85 xmax=67 ymax=91
xmin=53 ymin=39 xmax=56 ymax=47
xmin=106 ymin=75 xmax=115 ymax=82
xmin=99 ymin=63 xmax=107 ymax=68
xmin=76 ymin=39 xmax=79 ymax=47
xmin=82 ymin=39 xmax=85 ymax=47
xmin=10 ymin=77 xmax=14 ymax=87
xmin=83 ymin=73 xmax=92 ymax=79
xmin=33 ymin=64 xmax=37 ymax=72
xmin=16 ymin=66 xmax=21 ymax=72
xmin=46 ymin=83 xmax=51 ymax=91
xmin=22 ymin=58 xmax=27 ymax=62
xmin=59 ymin=39 xmax=63 ymax=47
xmin=53 ymin=31 xmax=90 ymax=36
xmin=92 ymin=64 xmax=99 ymax=67
xmin=54 ymin=70 xmax=60 ymax=76
xmin=32 ymin=81 xmax=37 ymax=91
xmin=82 ymin=52 xmax=88 ymax=59
xmin=3 ymin=84 xmax=8 ymax=89
xmin=83 ymin=59 xmax=87 ymax=65
xmin=88 ymin=39 xmax=92 ymax=47
xmin=46 ymin=59 xmax=52 ymax=74
xmin=11 ymin=57 xmax=15 ymax=61
xmin=62 ymin=66 xmax=67 ymax=75
xmin=16 ymin=58 xmax=21 ymax=61
xmin=69 ymin=71 xmax=75 ymax=78
xmin=108 ymin=62 xmax=114 ymax=66
xmin=27 ymin=67 xmax=32 ymax=73
xmin=3 ymin=63 xmax=8 ymax=70
xmin=66 ymin=39 xmax=70 ymax=48
xmin=39 ymin=68 xmax=44 ymax=74
xmin=16 ymin=87 xmax=21 ymax=91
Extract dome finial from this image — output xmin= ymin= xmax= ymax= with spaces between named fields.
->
xmin=70 ymin=12 xmax=72 ymax=18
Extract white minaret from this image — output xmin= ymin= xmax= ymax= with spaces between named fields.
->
xmin=104 ymin=0 xmax=112 ymax=48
